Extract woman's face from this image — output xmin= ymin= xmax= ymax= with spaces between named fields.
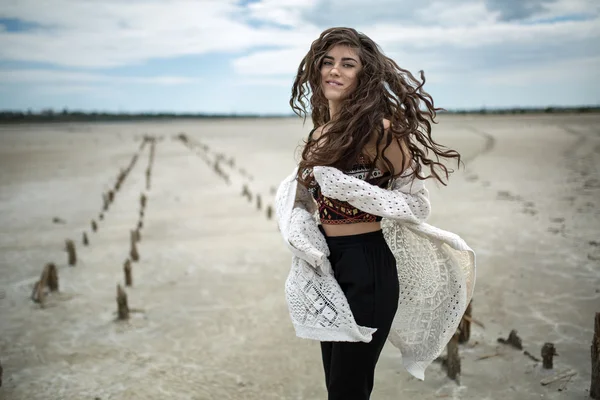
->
xmin=320 ymin=44 xmax=362 ymax=103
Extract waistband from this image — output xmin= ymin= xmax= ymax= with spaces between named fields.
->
xmin=319 ymin=225 xmax=385 ymax=246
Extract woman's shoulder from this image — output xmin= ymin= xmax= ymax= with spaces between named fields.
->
xmin=377 ymin=118 xmax=413 ymax=174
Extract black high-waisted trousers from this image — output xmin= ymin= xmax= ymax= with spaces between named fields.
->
xmin=319 ymin=227 xmax=400 ymax=400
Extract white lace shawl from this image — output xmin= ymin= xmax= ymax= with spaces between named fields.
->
xmin=275 ymin=166 xmax=476 ymax=380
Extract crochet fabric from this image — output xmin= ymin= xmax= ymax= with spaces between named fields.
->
xmin=275 ymin=166 xmax=476 ymax=380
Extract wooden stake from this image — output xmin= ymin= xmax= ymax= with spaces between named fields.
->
xmin=91 ymin=219 xmax=98 ymax=232
xmin=242 ymin=185 xmax=251 ymax=201
xmin=124 ymin=259 xmax=132 ymax=286
xmin=31 ymin=263 xmax=58 ymax=305
xmin=145 ymin=167 xmax=151 ymax=190
xmin=102 ymin=193 xmax=109 ymax=211
xmin=497 ymin=329 xmax=523 ymax=350
xmin=591 ymin=312 xmax=600 ymax=398
xmin=129 ymin=230 xmax=139 ymax=262
xmin=83 ymin=232 xmax=89 ymax=246
xmin=46 ymin=263 xmax=58 ymax=292
xmin=458 ymin=300 xmax=472 ymax=344
xmin=446 ymin=333 xmax=461 ymax=382
xmin=65 ymin=239 xmax=76 ymax=266
xmin=266 ymin=205 xmax=273 ymax=220
xmin=116 ymin=284 xmax=129 ymax=320
xmin=541 ymin=343 xmax=557 ymax=369
xmin=140 ymin=193 xmax=147 ymax=209
xmin=256 ymin=195 xmax=262 ymax=210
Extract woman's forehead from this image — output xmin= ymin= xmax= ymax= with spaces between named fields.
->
xmin=325 ymin=44 xmax=359 ymax=59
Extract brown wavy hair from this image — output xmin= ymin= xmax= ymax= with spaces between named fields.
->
xmin=291 ymin=27 xmax=461 ymax=187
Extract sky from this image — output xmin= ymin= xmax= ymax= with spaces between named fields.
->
xmin=0 ymin=0 xmax=598 ymax=114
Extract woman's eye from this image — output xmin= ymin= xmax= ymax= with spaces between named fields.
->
xmin=344 ymin=64 xmax=354 ymax=68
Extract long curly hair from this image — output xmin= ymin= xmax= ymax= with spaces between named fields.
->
xmin=291 ymin=27 xmax=461 ymax=187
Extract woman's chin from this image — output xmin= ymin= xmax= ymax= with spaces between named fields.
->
xmin=323 ymin=91 xmax=344 ymax=102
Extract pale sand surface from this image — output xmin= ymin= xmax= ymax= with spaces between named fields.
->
xmin=0 ymin=114 xmax=598 ymax=399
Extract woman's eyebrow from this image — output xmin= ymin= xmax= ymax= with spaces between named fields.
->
xmin=323 ymin=55 xmax=358 ymax=63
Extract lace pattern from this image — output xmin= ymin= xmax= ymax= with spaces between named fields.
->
xmin=275 ymin=166 xmax=476 ymax=380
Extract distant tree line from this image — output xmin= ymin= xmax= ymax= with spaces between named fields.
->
xmin=444 ymin=105 xmax=600 ymax=115
xmin=0 ymin=106 xmax=598 ymax=124
xmin=0 ymin=108 xmax=296 ymax=124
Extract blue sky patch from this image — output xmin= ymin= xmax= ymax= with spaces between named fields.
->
xmin=0 ymin=18 xmax=45 ymax=32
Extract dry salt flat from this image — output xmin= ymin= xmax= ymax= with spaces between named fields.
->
xmin=0 ymin=114 xmax=598 ymax=400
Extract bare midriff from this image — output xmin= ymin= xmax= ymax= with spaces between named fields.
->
xmin=320 ymin=221 xmax=382 ymax=237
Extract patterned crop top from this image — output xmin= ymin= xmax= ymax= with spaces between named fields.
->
xmin=302 ymin=154 xmax=391 ymax=225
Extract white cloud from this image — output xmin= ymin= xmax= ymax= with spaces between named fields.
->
xmin=231 ymin=17 xmax=600 ymax=79
xmin=474 ymin=55 xmax=600 ymax=86
xmin=0 ymin=0 xmax=598 ymax=110
xmin=0 ymin=0 xmax=317 ymax=67
xmin=0 ymin=69 xmax=201 ymax=85
xmin=232 ymin=47 xmax=307 ymax=76
xmin=245 ymin=0 xmax=318 ymax=27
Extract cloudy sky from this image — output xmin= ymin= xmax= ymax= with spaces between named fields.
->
xmin=0 ymin=0 xmax=598 ymax=114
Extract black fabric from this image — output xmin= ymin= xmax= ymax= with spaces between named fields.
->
xmin=319 ymin=227 xmax=399 ymax=400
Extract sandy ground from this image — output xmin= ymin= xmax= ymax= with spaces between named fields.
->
xmin=0 ymin=114 xmax=598 ymax=400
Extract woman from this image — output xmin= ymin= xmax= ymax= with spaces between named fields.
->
xmin=276 ymin=27 xmax=475 ymax=399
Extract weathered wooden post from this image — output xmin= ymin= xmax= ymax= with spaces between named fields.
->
xmin=46 ymin=263 xmax=58 ymax=292
xmin=458 ymin=301 xmax=472 ymax=343
xmin=65 ymin=239 xmax=76 ymax=266
xmin=140 ymin=193 xmax=147 ymax=209
xmin=91 ymin=219 xmax=98 ymax=232
xmin=31 ymin=280 xmax=44 ymax=305
xmin=31 ymin=263 xmax=58 ymax=305
xmin=498 ymin=330 xmax=523 ymax=349
xmin=108 ymin=190 xmax=115 ymax=203
xmin=590 ymin=313 xmax=600 ymax=399
xmin=542 ymin=343 xmax=557 ymax=369
xmin=266 ymin=205 xmax=273 ymax=220
xmin=102 ymin=193 xmax=109 ymax=211
xmin=116 ymin=284 xmax=129 ymax=320
xmin=124 ymin=259 xmax=132 ymax=287
xmin=133 ymin=228 xmax=141 ymax=243
xmin=447 ymin=333 xmax=461 ymax=382
xmin=145 ymin=167 xmax=151 ymax=190
xmin=130 ymin=230 xmax=139 ymax=262
xmin=31 ymin=269 xmax=48 ymax=305
xmin=83 ymin=232 xmax=89 ymax=246
xmin=242 ymin=185 xmax=252 ymax=202
xmin=256 ymin=194 xmax=262 ymax=210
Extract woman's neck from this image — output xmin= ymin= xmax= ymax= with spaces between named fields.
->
xmin=328 ymin=101 xmax=340 ymax=121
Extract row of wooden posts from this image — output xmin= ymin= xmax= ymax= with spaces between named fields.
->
xmin=117 ymin=136 xmax=157 ymax=320
xmin=31 ymin=136 xmax=156 ymax=318
xmin=31 ymin=139 xmax=154 ymax=306
xmin=92 ymin=139 xmax=150 ymax=245
xmin=175 ymin=133 xmax=272 ymax=220
xmin=446 ymin=304 xmax=599 ymax=396
xmin=116 ymin=191 xmax=146 ymax=320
